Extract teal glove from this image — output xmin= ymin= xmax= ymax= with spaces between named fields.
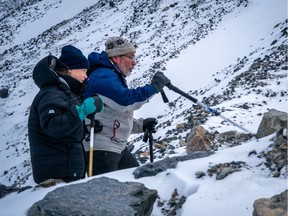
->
xmin=76 ymin=96 xmax=104 ymax=121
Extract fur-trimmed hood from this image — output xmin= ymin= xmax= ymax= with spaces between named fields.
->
xmin=32 ymin=55 xmax=60 ymax=89
xmin=32 ymin=55 xmax=86 ymax=96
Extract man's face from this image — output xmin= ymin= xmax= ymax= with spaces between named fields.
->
xmin=112 ymin=52 xmax=136 ymax=77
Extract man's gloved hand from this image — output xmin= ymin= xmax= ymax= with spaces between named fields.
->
xmin=143 ymin=118 xmax=158 ymax=133
xmin=151 ymin=71 xmax=171 ymax=92
xmin=76 ymin=95 xmax=104 ymax=121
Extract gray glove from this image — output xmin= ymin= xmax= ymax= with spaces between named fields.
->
xmin=151 ymin=71 xmax=170 ymax=92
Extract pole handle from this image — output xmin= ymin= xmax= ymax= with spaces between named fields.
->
xmin=160 ymin=90 xmax=169 ymax=103
xmin=88 ymin=146 xmax=93 ymax=177
xmin=88 ymin=113 xmax=96 ymax=177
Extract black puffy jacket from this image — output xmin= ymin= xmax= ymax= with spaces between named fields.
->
xmin=28 ymin=55 xmax=86 ymax=184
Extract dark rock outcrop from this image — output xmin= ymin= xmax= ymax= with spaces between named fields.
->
xmin=207 ymin=161 xmax=248 ymax=180
xmin=27 ymin=177 xmax=157 ymax=216
xmin=259 ymin=128 xmax=288 ymax=177
xmin=0 ymin=183 xmax=31 ymax=199
xmin=133 ymin=151 xmax=213 ymax=179
xmin=0 ymin=88 xmax=8 ymax=98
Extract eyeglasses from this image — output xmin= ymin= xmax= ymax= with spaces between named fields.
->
xmin=122 ymin=54 xmax=136 ymax=61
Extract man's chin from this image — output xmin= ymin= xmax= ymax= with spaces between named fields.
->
xmin=125 ymin=70 xmax=133 ymax=77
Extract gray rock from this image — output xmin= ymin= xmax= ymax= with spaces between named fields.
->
xmin=260 ymin=128 xmax=288 ymax=177
xmin=195 ymin=171 xmax=206 ymax=178
xmin=207 ymin=161 xmax=248 ymax=180
xmin=27 ymin=177 xmax=157 ymax=216
xmin=256 ymin=109 xmax=287 ymax=138
xmin=212 ymin=130 xmax=254 ymax=149
xmin=0 ymin=183 xmax=31 ymax=199
xmin=133 ymin=151 xmax=213 ymax=179
xmin=0 ymin=88 xmax=8 ymax=98
xmin=216 ymin=167 xmax=241 ymax=180
xmin=253 ymin=190 xmax=287 ymax=216
xmin=0 ymin=184 xmax=19 ymax=199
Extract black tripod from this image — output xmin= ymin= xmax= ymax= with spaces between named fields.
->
xmin=143 ymin=125 xmax=156 ymax=162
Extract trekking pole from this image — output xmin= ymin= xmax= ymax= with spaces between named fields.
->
xmin=165 ymin=83 xmax=253 ymax=134
xmin=88 ymin=113 xmax=96 ymax=177
xmin=143 ymin=128 xmax=154 ymax=162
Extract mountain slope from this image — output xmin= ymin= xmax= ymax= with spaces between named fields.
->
xmin=0 ymin=0 xmax=287 ymax=191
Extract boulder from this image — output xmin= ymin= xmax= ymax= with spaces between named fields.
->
xmin=253 ymin=190 xmax=287 ymax=216
xmin=0 ymin=88 xmax=8 ymax=98
xmin=27 ymin=177 xmax=157 ymax=216
xmin=133 ymin=151 xmax=213 ymax=179
xmin=256 ymin=109 xmax=287 ymax=138
xmin=186 ymin=125 xmax=212 ymax=154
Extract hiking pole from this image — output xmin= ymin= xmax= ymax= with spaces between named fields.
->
xmin=166 ymin=83 xmax=252 ymax=134
xmin=88 ymin=113 xmax=96 ymax=177
xmin=143 ymin=127 xmax=155 ymax=162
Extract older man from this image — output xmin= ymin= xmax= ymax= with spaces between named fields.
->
xmin=83 ymin=36 xmax=170 ymax=175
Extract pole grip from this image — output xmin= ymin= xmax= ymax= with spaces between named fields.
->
xmin=88 ymin=146 xmax=93 ymax=177
xmin=88 ymin=113 xmax=96 ymax=177
xmin=160 ymin=90 xmax=169 ymax=103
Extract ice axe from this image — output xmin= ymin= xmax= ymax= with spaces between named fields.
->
xmin=160 ymin=83 xmax=252 ymax=134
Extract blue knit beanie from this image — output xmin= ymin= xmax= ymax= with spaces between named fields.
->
xmin=59 ymin=45 xmax=89 ymax=69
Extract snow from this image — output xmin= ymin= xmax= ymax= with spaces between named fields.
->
xmin=0 ymin=135 xmax=286 ymax=216
xmin=0 ymin=0 xmax=287 ymax=215
xmin=11 ymin=0 xmax=98 ymax=47
xmin=136 ymin=0 xmax=287 ymax=118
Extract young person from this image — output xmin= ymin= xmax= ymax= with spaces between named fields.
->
xmin=28 ymin=45 xmax=104 ymax=184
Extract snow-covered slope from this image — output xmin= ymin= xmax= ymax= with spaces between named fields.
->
xmin=0 ymin=0 xmax=287 ymax=215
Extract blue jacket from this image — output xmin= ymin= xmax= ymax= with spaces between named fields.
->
xmin=83 ymin=51 xmax=157 ymax=153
